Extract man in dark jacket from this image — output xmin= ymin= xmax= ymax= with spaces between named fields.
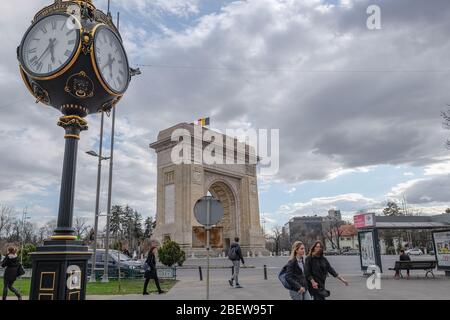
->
xmin=228 ymin=237 xmax=245 ymax=288
xmin=395 ymin=249 xmax=411 ymax=278
xmin=2 ymin=247 xmax=22 ymax=300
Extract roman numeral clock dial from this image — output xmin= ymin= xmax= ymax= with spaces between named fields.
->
xmin=20 ymin=14 xmax=80 ymax=78
xmin=92 ymin=26 xmax=130 ymax=95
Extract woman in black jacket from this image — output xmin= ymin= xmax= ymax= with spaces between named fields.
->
xmin=285 ymin=241 xmax=311 ymax=300
xmin=2 ymin=247 xmax=22 ymax=300
xmin=143 ymin=246 xmax=164 ymax=295
xmin=304 ymin=241 xmax=348 ymax=300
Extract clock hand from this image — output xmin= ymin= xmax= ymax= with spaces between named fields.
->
xmin=49 ymin=38 xmax=56 ymax=63
xmin=37 ymin=38 xmax=56 ymax=64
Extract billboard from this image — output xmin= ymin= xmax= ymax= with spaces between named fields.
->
xmin=354 ymin=213 xmax=375 ymax=229
xmin=358 ymin=229 xmax=382 ymax=273
xmin=359 ymin=231 xmax=376 ymax=267
xmin=432 ymin=230 xmax=450 ymax=270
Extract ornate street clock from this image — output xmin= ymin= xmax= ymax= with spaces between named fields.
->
xmin=17 ymin=0 xmax=138 ymax=301
xmin=18 ymin=0 xmax=134 ymax=116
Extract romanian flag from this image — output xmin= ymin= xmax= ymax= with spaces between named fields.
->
xmin=198 ymin=117 xmax=210 ymax=126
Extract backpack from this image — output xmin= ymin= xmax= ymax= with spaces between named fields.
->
xmin=278 ymin=264 xmax=294 ymax=290
xmin=228 ymin=246 xmax=238 ymax=261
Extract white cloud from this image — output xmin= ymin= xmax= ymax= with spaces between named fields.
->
xmin=2 ymin=0 xmax=450 ymax=228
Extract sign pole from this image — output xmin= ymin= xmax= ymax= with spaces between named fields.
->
xmin=206 ymin=198 xmax=211 ymax=300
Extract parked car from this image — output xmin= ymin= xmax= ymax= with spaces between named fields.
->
xmin=428 ymin=250 xmax=435 ymax=255
xmin=87 ymin=249 xmax=146 ymax=278
xmin=324 ymin=249 xmax=341 ymax=256
xmin=342 ymin=249 xmax=360 ymax=256
xmin=405 ymin=248 xmax=423 ymax=256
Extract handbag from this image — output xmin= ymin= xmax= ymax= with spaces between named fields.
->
xmin=317 ymin=288 xmax=330 ymax=298
xmin=17 ymin=264 xmax=26 ymax=277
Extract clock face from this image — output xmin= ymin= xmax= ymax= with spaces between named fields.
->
xmin=93 ymin=26 xmax=129 ymax=94
xmin=20 ymin=14 xmax=80 ymax=78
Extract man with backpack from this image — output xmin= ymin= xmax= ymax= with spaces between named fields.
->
xmin=228 ymin=237 xmax=245 ymax=288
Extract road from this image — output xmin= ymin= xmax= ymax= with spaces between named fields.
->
xmin=174 ymin=254 xmax=441 ymax=280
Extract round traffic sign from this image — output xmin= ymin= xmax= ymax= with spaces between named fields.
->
xmin=194 ymin=196 xmax=224 ymax=226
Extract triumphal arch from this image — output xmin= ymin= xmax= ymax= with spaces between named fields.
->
xmin=150 ymin=123 xmax=266 ymax=256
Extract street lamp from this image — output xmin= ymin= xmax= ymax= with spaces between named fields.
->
xmin=20 ymin=208 xmax=31 ymax=264
xmin=86 ymin=150 xmax=111 ymax=161
xmin=85 ymin=114 xmax=110 ymax=282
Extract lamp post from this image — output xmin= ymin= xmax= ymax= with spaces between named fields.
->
xmin=20 ymin=208 xmax=31 ymax=264
xmin=86 ymin=112 xmax=111 ymax=282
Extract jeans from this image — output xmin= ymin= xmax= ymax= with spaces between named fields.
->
xmin=2 ymin=278 xmax=21 ymax=300
xmin=231 ymin=260 xmax=240 ymax=285
xmin=289 ymin=289 xmax=312 ymax=300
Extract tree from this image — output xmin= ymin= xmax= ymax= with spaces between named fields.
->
xmin=158 ymin=240 xmax=185 ymax=267
xmin=0 ymin=205 xmax=13 ymax=238
xmin=18 ymin=243 xmax=36 ymax=268
xmin=270 ymin=226 xmax=283 ymax=256
xmin=383 ymin=201 xmax=403 ymax=216
xmin=74 ymin=217 xmax=89 ymax=239
xmin=322 ymin=219 xmax=345 ymax=250
xmin=441 ymin=108 xmax=450 ymax=148
xmin=144 ymin=216 xmax=156 ymax=239
xmin=110 ymin=205 xmax=123 ymax=238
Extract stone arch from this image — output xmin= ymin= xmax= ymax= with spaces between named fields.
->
xmin=206 ymin=179 xmax=238 ymax=250
xmin=150 ymin=123 xmax=266 ymax=256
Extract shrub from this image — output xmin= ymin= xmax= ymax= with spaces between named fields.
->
xmin=17 ymin=244 xmax=36 ymax=268
xmin=158 ymin=240 xmax=185 ymax=267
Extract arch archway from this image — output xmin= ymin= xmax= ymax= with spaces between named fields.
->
xmin=207 ymin=180 xmax=237 ymax=251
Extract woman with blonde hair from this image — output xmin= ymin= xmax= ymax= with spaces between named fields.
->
xmin=285 ymin=241 xmax=311 ymax=300
xmin=2 ymin=246 xmax=22 ymax=300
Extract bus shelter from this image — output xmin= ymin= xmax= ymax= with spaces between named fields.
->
xmin=354 ymin=213 xmax=450 ymax=276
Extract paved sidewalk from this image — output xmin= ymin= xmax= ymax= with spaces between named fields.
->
xmin=88 ymin=274 xmax=450 ymax=300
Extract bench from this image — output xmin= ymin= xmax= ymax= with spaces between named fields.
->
xmin=388 ymin=260 xmax=437 ymax=278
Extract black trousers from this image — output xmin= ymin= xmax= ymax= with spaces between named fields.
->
xmin=2 ymin=278 xmax=21 ymax=300
xmin=143 ymin=274 xmax=162 ymax=293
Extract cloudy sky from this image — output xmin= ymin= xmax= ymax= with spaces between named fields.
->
xmin=1 ymin=0 xmax=450 ymax=232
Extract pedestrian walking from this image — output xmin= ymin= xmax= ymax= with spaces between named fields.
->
xmin=305 ymin=240 xmax=348 ymax=300
xmin=143 ymin=246 xmax=165 ymax=295
xmin=285 ymin=241 xmax=312 ymax=300
xmin=228 ymin=237 xmax=245 ymax=288
xmin=2 ymin=246 xmax=23 ymax=300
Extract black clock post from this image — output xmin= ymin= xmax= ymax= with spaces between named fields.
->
xmin=17 ymin=0 xmax=136 ymax=300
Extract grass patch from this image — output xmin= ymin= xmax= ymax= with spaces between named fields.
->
xmin=1 ymin=278 xmax=177 ymax=297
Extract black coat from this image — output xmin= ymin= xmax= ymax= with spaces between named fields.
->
xmin=1 ymin=254 xmax=20 ymax=283
xmin=304 ymin=255 xmax=338 ymax=293
xmin=144 ymin=252 xmax=157 ymax=279
xmin=285 ymin=257 xmax=307 ymax=291
xmin=400 ymin=253 xmax=411 ymax=261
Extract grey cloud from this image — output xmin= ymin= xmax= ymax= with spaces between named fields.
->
xmin=2 ymin=0 xmax=450 ymax=223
